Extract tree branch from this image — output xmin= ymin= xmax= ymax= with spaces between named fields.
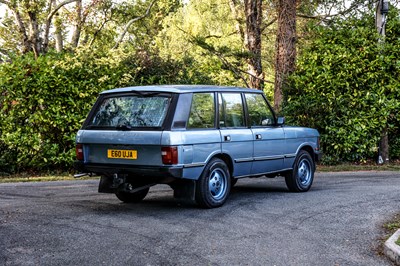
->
xmin=261 ymin=17 xmax=277 ymax=33
xmin=47 ymin=0 xmax=77 ymax=21
xmin=297 ymin=1 xmax=364 ymax=22
xmin=43 ymin=0 xmax=78 ymax=51
xmin=112 ymin=0 xmax=156 ymax=49
xmin=0 ymin=0 xmax=11 ymax=7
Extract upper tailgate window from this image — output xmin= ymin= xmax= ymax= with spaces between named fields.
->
xmin=87 ymin=95 xmax=171 ymax=128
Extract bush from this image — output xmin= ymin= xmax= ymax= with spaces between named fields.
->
xmin=0 ymin=51 xmax=123 ymax=172
xmin=0 ymin=47 xmax=215 ymax=173
xmin=284 ymin=9 xmax=400 ymax=164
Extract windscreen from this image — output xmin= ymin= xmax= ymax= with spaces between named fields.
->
xmin=87 ymin=94 xmax=171 ymax=128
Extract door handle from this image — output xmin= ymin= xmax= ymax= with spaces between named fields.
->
xmin=224 ymin=135 xmax=231 ymax=142
xmin=255 ymin=134 xmax=262 ymax=140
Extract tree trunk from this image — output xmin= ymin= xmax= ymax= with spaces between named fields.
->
xmin=244 ymin=0 xmax=264 ymax=90
xmin=71 ymin=0 xmax=82 ymax=48
xmin=229 ymin=0 xmax=245 ymax=41
xmin=274 ymin=0 xmax=297 ymax=112
xmin=379 ymin=127 xmax=390 ymax=164
xmin=27 ymin=11 xmax=41 ymax=58
xmin=55 ymin=16 xmax=64 ymax=52
xmin=11 ymin=9 xmax=31 ymax=54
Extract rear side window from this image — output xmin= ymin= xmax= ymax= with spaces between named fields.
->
xmin=187 ymin=93 xmax=215 ymax=128
xmin=87 ymin=95 xmax=171 ymax=128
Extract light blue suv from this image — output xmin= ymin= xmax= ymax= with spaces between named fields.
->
xmin=74 ymin=85 xmax=321 ymax=208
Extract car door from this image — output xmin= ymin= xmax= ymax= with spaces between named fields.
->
xmin=244 ymin=93 xmax=286 ymax=174
xmin=218 ymin=92 xmax=253 ymax=177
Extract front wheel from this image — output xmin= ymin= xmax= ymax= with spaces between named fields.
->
xmin=195 ymin=158 xmax=231 ymax=208
xmin=285 ymin=150 xmax=315 ymax=192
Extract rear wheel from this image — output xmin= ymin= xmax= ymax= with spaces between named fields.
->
xmin=115 ymin=184 xmax=149 ymax=203
xmin=285 ymin=150 xmax=315 ymax=192
xmin=195 ymin=158 xmax=231 ymax=208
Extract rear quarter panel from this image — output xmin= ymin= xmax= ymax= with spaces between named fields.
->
xmin=283 ymin=127 xmax=320 ymax=168
xmin=162 ymin=130 xmax=221 ymax=180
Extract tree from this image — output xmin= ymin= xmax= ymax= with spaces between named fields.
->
xmin=0 ymin=0 xmax=176 ymax=56
xmin=230 ymin=0 xmax=264 ymax=89
xmin=274 ymin=0 xmax=297 ymax=111
xmin=0 ymin=0 xmax=77 ymax=57
xmin=155 ymin=0 xmax=246 ymax=86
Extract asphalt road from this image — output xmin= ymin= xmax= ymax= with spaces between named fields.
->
xmin=1 ymin=171 xmax=399 ymax=266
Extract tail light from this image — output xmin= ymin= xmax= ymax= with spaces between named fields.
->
xmin=316 ymin=137 xmax=320 ymax=151
xmin=76 ymin=144 xmax=84 ymax=160
xmin=161 ymin=147 xmax=178 ymax=165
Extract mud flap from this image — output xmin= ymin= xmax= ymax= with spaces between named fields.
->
xmin=172 ymin=179 xmax=196 ymax=203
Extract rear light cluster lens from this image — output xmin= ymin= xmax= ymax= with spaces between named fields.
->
xmin=161 ymin=147 xmax=178 ymax=165
xmin=76 ymin=144 xmax=84 ymax=160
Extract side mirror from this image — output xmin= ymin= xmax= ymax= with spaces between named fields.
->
xmin=277 ymin=117 xmax=285 ymax=126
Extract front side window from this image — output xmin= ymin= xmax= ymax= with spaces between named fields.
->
xmin=87 ymin=95 xmax=171 ymax=128
xmin=245 ymin=93 xmax=275 ymax=126
xmin=219 ymin=93 xmax=245 ymax=128
xmin=187 ymin=93 xmax=215 ymax=128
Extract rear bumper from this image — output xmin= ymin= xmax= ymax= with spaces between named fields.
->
xmin=74 ymin=161 xmax=183 ymax=179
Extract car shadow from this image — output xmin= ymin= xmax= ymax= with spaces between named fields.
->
xmin=81 ymin=179 xmax=291 ymax=213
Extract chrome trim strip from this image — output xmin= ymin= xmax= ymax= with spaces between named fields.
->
xmin=234 ymin=168 xmax=293 ymax=178
xmin=183 ymin=163 xmax=206 ymax=168
xmin=234 ymin=157 xmax=254 ymax=163
xmin=253 ymin=155 xmax=285 ymax=161
xmin=284 ymin=153 xmax=296 ymax=158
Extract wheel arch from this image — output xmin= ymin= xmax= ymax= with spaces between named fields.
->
xmin=299 ymin=145 xmax=315 ymax=160
xmin=297 ymin=145 xmax=316 ymax=171
xmin=212 ymin=153 xmax=234 ymax=177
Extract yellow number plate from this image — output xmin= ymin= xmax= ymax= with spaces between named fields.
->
xmin=107 ymin=149 xmax=137 ymax=160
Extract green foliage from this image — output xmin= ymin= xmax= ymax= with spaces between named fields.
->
xmin=118 ymin=48 xmax=213 ymax=85
xmin=0 ymin=46 xmax=216 ymax=173
xmin=155 ymin=0 xmax=246 ymax=87
xmin=284 ymin=8 xmax=400 ymax=164
xmin=0 ymin=51 xmax=122 ymax=172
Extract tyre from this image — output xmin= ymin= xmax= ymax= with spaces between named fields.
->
xmin=285 ymin=150 xmax=315 ymax=192
xmin=231 ymin=178 xmax=238 ymax=187
xmin=195 ymin=158 xmax=231 ymax=208
xmin=115 ymin=185 xmax=149 ymax=203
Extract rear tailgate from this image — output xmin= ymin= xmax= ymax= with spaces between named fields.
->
xmin=77 ymin=130 xmax=163 ymax=166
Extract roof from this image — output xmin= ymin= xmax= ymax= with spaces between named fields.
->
xmin=100 ymin=85 xmax=262 ymax=95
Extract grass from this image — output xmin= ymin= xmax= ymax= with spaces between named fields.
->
xmin=317 ymin=162 xmax=400 ymax=172
xmin=0 ymin=162 xmax=399 ymax=183
xmin=383 ymin=214 xmax=400 ymax=248
xmin=0 ymin=172 xmax=95 ymax=183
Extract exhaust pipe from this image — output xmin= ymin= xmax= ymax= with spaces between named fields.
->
xmin=74 ymin=173 xmax=92 ymax=178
